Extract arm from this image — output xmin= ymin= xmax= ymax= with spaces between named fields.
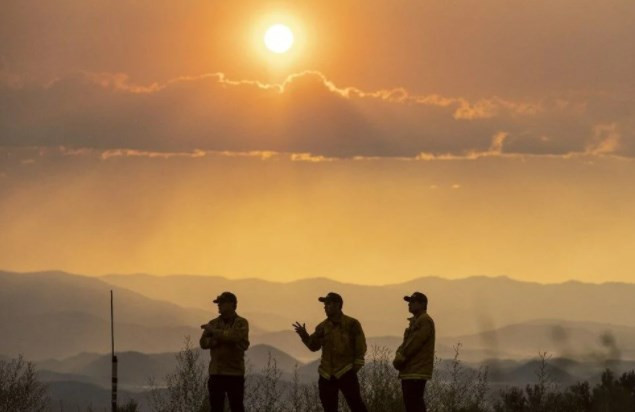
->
xmin=214 ymin=318 xmax=250 ymax=351
xmin=352 ymin=320 xmax=367 ymax=371
xmin=393 ymin=328 xmax=408 ymax=370
xmin=303 ymin=324 xmax=324 ymax=352
xmin=199 ymin=323 xmax=216 ymax=349
xmin=400 ymin=317 xmax=433 ymax=360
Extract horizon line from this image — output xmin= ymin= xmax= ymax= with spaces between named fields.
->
xmin=2 ymin=268 xmax=633 ymax=287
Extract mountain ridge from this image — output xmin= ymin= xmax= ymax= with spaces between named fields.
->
xmin=7 ymin=269 xmax=635 ymax=287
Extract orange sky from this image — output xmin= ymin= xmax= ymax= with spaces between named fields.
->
xmin=1 ymin=0 xmax=634 ymax=283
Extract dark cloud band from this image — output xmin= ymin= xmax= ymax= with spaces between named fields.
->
xmin=1 ymin=71 xmax=633 ymax=158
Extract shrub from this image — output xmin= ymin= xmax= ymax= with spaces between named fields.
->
xmin=0 ymin=355 xmax=48 ymax=412
xmin=427 ymin=343 xmax=490 ymax=412
xmin=147 ymin=336 xmax=208 ymax=412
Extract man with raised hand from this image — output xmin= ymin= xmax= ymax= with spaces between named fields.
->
xmin=293 ymin=292 xmax=368 ymax=412
xmin=393 ymin=292 xmax=436 ymax=412
xmin=200 ymin=291 xmax=249 ymax=412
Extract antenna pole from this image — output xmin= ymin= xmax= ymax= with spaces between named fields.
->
xmin=111 ymin=290 xmax=118 ymax=412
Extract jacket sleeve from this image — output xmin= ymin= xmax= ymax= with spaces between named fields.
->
xmin=302 ymin=324 xmax=324 ymax=352
xmin=215 ymin=318 xmax=250 ymax=351
xmin=199 ymin=322 xmax=216 ymax=349
xmin=352 ymin=320 xmax=367 ymax=368
xmin=400 ymin=317 xmax=433 ymax=360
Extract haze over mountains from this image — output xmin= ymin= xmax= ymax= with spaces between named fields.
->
xmin=101 ymin=273 xmax=635 ymax=337
xmin=3 ymin=270 xmax=635 ymax=410
xmin=0 ymin=270 xmax=206 ymax=358
xmin=2 ymin=270 xmax=635 ymax=362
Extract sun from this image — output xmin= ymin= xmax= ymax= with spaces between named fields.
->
xmin=264 ymin=24 xmax=294 ymax=54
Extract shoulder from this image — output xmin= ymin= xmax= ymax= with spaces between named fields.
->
xmin=209 ymin=316 xmax=222 ymax=326
xmin=235 ymin=315 xmax=249 ymax=327
xmin=315 ymin=319 xmax=329 ymax=331
xmin=343 ymin=315 xmax=362 ymax=328
xmin=417 ymin=313 xmax=435 ymax=328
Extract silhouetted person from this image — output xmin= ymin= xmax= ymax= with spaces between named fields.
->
xmin=393 ymin=292 xmax=435 ymax=412
xmin=200 ymin=291 xmax=249 ymax=412
xmin=293 ymin=292 xmax=368 ymax=412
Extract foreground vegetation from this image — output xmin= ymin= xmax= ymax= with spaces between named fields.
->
xmin=147 ymin=340 xmax=635 ymax=412
xmin=2 ymin=340 xmax=634 ymax=411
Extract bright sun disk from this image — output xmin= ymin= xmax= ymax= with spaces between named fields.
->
xmin=264 ymin=24 xmax=294 ymax=54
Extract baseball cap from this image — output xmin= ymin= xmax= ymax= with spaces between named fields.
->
xmin=318 ymin=292 xmax=343 ymax=304
xmin=404 ymin=292 xmax=428 ymax=304
xmin=213 ymin=291 xmax=237 ymax=304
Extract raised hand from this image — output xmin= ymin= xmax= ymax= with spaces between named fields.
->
xmin=292 ymin=321 xmax=309 ymax=340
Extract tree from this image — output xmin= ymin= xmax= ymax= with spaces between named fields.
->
xmin=245 ymin=351 xmax=284 ymax=412
xmin=427 ymin=343 xmax=490 ymax=412
xmin=357 ymin=345 xmax=404 ymax=412
xmin=147 ymin=337 xmax=209 ymax=412
xmin=0 ymin=355 xmax=48 ymax=412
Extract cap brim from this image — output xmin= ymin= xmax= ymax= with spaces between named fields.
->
xmin=404 ymin=296 xmax=411 ymax=302
xmin=318 ymin=297 xmax=327 ymax=302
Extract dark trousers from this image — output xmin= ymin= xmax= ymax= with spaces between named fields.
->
xmin=401 ymin=379 xmax=427 ymax=412
xmin=318 ymin=370 xmax=368 ymax=412
xmin=208 ymin=375 xmax=245 ymax=412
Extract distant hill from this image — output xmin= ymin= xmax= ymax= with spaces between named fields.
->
xmin=32 ymin=343 xmax=635 ymax=412
xmin=0 ymin=271 xmax=209 ymax=326
xmin=251 ymin=330 xmax=318 ymax=362
xmin=0 ymin=271 xmax=212 ymax=359
xmin=46 ymin=380 xmax=147 ymax=411
xmin=481 ymin=357 xmax=635 ymax=385
xmin=36 ymin=344 xmax=311 ymax=389
xmin=101 ymin=273 xmax=635 ymax=338
xmin=442 ymin=319 xmax=635 ymax=361
xmin=4 ymin=271 xmax=635 ymax=362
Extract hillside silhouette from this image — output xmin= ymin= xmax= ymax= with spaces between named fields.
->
xmin=3 ymin=270 xmax=635 ymax=362
xmin=102 ymin=272 xmax=635 ymax=337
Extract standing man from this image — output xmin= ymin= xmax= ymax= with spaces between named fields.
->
xmin=200 ymin=291 xmax=249 ymax=412
xmin=393 ymin=292 xmax=435 ymax=412
xmin=293 ymin=292 xmax=368 ymax=412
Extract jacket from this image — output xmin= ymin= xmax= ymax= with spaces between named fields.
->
xmin=199 ymin=313 xmax=250 ymax=376
xmin=393 ymin=311 xmax=435 ymax=379
xmin=302 ymin=313 xmax=366 ymax=379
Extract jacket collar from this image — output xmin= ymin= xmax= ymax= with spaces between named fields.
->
xmin=408 ymin=310 xmax=427 ymax=322
xmin=327 ymin=312 xmax=344 ymax=325
xmin=220 ymin=312 xmax=238 ymax=324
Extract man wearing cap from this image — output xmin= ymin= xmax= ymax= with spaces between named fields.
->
xmin=293 ymin=292 xmax=368 ymax=412
xmin=393 ymin=292 xmax=435 ymax=412
xmin=200 ymin=291 xmax=249 ymax=412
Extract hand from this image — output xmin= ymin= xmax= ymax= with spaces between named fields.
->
xmin=292 ymin=322 xmax=309 ymax=340
xmin=201 ymin=324 xmax=216 ymax=336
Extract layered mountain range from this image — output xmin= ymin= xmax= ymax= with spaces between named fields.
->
xmin=2 ymin=270 xmax=634 ymax=362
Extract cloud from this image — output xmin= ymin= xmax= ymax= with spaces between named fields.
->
xmin=100 ymin=148 xmax=207 ymax=160
xmin=586 ymin=124 xmax=621 ymax=155
xmin=0 ymin=71 xmax=633 ymax=159
xmin=290 ymin=152 xmax=336 ymax=163
xmin=3 ymin=0 xmax=634 ymax=100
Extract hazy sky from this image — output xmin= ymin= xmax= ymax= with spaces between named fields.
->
xmin=1 ymin=0 xmax=634 ymax=283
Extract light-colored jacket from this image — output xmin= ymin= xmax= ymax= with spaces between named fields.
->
xmin=199 ymin=313 xmax=250 ymax=376
xmin=393 ymin=311 xmax=435 ymax=379
xmin=302 ymin=313 xmax=367 ymax=379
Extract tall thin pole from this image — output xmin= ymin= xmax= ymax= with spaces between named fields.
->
xmin=111 ymin=290 xmax=118 ymax=412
